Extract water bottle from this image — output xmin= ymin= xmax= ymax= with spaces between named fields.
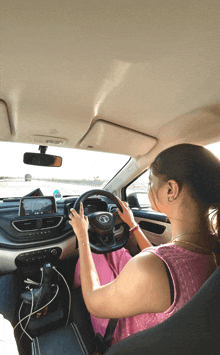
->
xmin=53 ymin=189 xmax=62 ymax=201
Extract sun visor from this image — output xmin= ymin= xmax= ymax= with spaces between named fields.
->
xmin=0 ymin=101 xmax=12 ymax=140
xmin=79 ymin=120 xmax=157 ymax=157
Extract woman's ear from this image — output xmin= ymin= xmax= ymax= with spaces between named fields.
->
xmin=167 ymin=180 xmax=179 ymax=202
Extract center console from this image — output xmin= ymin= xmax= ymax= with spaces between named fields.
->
xmin=15 ymin=247 xmax=62 ymax=267
xmin=32 ymin=323 xmax=88 ymax=355
xmin=16 ymin=263 xmax=93 ymax=355
xmin=17 ymin=263 xmax=69 ymax=339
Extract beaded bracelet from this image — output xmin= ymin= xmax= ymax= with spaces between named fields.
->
xmin=78 ymin=242 xmax=90 ymax=249
xmin=129 ymin=225 xmax=139 ymax=237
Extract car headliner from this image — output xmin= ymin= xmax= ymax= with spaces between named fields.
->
xmin=0 ymin=0 xmax=220 ymax=179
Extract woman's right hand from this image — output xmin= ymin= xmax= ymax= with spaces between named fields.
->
xmin=115 ymin=197 xmax=137 ymax=228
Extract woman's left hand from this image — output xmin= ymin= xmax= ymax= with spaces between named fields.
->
xmin=69 ymin=202 xmax=89 ymax=242
xmin=115 ymin=196 xmax=137 ymax=228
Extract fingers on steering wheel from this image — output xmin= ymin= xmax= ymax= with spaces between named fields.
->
xmin=80 ymin=202 xmax=84 ymax=217
xmin=120 ymin=201 xmax=128 ymax=211
xmin=115 ymin=196 xmax=125 ymax=210
xmin=124 ymin=202 xmax=129 ymax=207
xmin=115 ymin=198 xmax=126 ymax=214
xmin=70 ymin=208 xmax=78 ymax=217
xmin=115 ymin=196 xmax=122 ymax=204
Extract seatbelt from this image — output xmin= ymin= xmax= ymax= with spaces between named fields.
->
xmin=96 ymin=318 xmax=118 ymax=354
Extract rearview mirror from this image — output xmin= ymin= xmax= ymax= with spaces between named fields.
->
xmin=23 ymin=153 xmax=62 ymax=167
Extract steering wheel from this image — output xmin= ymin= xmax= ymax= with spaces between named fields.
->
xmin=73 ymin=190 xmax=130 ymax=254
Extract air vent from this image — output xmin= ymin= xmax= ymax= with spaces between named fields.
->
xmin=42 ymin=216 xmax=62 ymax=228
xmin=12 ymin=216 xmax=63 ymax=232
xmin=13 ymin=219 xmax=38 ymax=231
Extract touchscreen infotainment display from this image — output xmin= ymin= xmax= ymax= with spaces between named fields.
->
xmin=19 ymin=196 xmax=56 ymax=216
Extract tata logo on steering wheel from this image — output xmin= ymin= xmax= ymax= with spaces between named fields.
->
xmin=99 ymin=215 xmax=110 ymax=224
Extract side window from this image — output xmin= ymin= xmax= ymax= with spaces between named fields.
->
xmin=126 ymin=170 xmax=151 ymax=208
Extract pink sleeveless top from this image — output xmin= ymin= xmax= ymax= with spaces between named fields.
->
xmin=74 ymin=244 xmax=216 ymax=345
xmin=112 ymin=243 xmax=216 ymax=344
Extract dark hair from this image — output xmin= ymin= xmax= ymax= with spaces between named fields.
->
xmin=150 ymin=143 xmax=220 ymax=237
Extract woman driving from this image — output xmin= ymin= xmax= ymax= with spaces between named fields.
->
xmin=69 ymin=143 xmax=220 ymax=346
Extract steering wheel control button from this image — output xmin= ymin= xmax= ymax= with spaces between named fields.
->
xmin=51 ymin=248 xmax=57 ymax=256
xmin=15 ymin=247 xmax=62 ymax=267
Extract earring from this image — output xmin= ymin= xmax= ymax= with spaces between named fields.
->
xmin=168 ymin=196 xmax=176 ymax=202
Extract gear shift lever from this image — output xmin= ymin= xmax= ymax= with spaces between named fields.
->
xmin=21 ymin=263 xmax=53 ymax=313
xmin=41 ymin=263 xmax=53 ymax=285
xmin=35 ymin=263 xmax=53 ymax=311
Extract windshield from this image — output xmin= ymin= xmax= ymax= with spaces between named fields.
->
xmin=0 ymin=142 xmax=129 ymax=198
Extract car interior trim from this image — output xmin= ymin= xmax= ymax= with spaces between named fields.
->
xmin=133 ymin=217 xmax=172 ymax=245
xmin=12 ymin=216 xmax=64 ymax=232
xmin=0 ymin=235 xmax=77 ymax=274
xmin=79 ymin=119 xmax=157 ymax=157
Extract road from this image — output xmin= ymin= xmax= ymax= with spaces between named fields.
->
xmin=0 ymin=179 xmax=105 ymax=198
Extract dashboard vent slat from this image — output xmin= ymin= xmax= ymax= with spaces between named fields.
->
xmin=42 ymin=217 xmax=62 ymax=228
xmin=12 ymin=216 xmax=63 ymax=232
xmin=13 ymin=219 xmax=38 ymax=231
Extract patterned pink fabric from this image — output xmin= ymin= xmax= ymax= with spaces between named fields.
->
xmin=73 ymin=244 xmax=216 ymax=345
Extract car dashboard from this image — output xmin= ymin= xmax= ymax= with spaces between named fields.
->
xmin=0 ymin=193 xmax=116 ymax=274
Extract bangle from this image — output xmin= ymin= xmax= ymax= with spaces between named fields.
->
xmin=129 ymin=224 xmax=138 ymax=231
xmin=78 ymin=243 xmax=90 ymax=249
xmin=129 ymin=225 xmax=139 ymax=237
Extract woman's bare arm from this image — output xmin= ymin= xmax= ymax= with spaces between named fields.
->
xmin=130 ymin=225 xmax=152 ymax=250
xmin=69 ymin=204 xmax=171 ymax=319
xmin=69 ymin=203 xmax=171 ymax=319
xmin=79 ymin=247 xmax=171 ymax=319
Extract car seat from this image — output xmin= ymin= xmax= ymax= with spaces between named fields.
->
xmin=32 ymin=264 xmax=220 ymax=355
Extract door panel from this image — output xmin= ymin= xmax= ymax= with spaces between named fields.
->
xmin=133 ymin=210 xmax=172 ymax=245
